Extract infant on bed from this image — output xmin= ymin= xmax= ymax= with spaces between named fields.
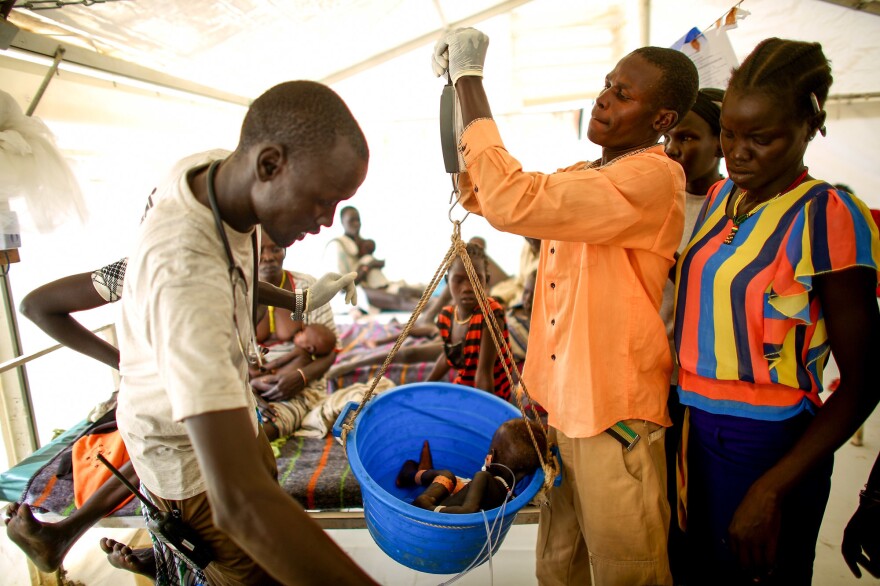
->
xmin=253 ymin=323 xmax=337 ymax=439
xmin=256 ymin=322 xmax=398 ymax=439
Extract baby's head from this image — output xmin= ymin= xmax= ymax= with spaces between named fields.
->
xmin=293 ymin=323 xmax=337 ymax=356
xmin=360 ymin=238 xmax=376 ymax=256
xmin=487 ymin=419 xmax=548 ymax=480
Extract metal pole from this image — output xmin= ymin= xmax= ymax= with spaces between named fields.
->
xmin=25 ymin=45 xmax=65 ymax=117
xmin=640 ymin=0 xmax=651 ymax=46
xmin=0 ymin=254 xmax=39 ymax=464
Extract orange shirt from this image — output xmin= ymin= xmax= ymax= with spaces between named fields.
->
xmin=458 ymin=120 xmax=684 ymax=437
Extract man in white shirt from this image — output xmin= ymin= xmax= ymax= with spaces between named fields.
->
xmin=115 ymin=80 xmax=376 ymax=585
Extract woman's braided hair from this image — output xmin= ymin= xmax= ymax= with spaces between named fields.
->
xmin=728 ymin=38 xmax=833 ymax=123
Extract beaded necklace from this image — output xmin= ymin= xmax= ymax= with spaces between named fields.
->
xmin=454 ymin=306 xmax=473 ymax=325
xmin=582 ymin=145 xmax=656 ymax=171
xmin=723 ymin=168 xmax=809 ymax=245
xmin=267 ymin=271 xmax=290 ymax=333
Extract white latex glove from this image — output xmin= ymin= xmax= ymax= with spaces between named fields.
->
xmin=307 ymin=271 xmax=358 ymax=311
xmin=432 ymin=27 xmax=489 ymax=84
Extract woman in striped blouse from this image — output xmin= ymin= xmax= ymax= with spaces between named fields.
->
xmin=674 ymin=38 xmax=880 ymax=585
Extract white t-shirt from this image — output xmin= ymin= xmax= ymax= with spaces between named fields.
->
xmin=660 ymin=191 xmax=708 ymax=385
xmin=116 ymin=151 xmax=259 ymax=500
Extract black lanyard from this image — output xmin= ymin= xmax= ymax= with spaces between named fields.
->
xmin=205 ymin=159 xmax=259 ymax=326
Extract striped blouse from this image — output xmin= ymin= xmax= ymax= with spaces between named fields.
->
xmin=437 ymin=297 xmax=512 ymax=401
xmin=674 ymin=179 xmax=880 ymax=420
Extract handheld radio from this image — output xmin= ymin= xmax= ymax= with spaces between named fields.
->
xmin=96 ymin=453 xmax=212 ymax=569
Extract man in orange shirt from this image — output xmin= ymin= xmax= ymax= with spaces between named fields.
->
xmin=433 ymin=28 xmax=697 ymax=585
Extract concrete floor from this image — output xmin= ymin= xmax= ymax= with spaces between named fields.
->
xmin=2 ymin=407 xmax=878 ymax=585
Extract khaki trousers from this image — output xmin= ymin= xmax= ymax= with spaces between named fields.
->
xmin=536 ymin=421 xmax=671 ymax=586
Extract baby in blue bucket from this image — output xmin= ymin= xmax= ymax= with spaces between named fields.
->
xmin=396 ymin=419 xmax=548 ymax=513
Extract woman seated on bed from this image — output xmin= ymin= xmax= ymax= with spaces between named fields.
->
xmin=250 ymin=232 xmax=343 ymax=439
xmin=254 ymin=323 xmax=338 ymax=440
xmin=427 ymin=242 xmax=513 ymax=401
xmin=328 ymin=205 xmax=424 ymax=312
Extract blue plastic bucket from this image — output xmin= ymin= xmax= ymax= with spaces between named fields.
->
xmin=333 ymin=382 xmax=544 ymax=575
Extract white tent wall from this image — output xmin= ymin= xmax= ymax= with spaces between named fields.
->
xmin=1 ymin=2 xmax=880 ymax=584
xmin=648 ymin=0 xmax=880 ymax=206
xmin=1 ymin=0 xmax=879 ymax=460
xmin=807 ymin=100 xmax=880 ymax=202
xmin=0 ymin=55 xmax=248 ymax=464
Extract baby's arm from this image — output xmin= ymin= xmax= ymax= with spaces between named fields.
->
xmin=285 ymin=349 xmax=312 ymax=370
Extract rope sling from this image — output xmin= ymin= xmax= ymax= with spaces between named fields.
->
xmin=339 ymin=186 xmax=559 ymax=503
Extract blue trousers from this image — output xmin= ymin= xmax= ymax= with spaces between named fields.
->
xmin=684 ymin=407 xmax=832 ymax=586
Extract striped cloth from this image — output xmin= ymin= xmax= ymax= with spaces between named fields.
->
xmin=20 ymin=427 xmax=365 ymax=516
xmin=674 ymin=179 xmax=880 ymax=420
xmin=437 ymin=297 xmax=512 ymax=401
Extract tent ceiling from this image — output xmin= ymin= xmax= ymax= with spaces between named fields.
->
xmin=8 ymin=0 xmax=534 ymax=98
xmin=5 ymin=0 xmax=880 ymax=106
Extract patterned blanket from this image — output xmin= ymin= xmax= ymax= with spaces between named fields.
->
xmin=19 ymin=432 xmax=363 ymax=516
xmin=329 ymin=319 xmax=445 ymax=392
xmin=10 ymin=319 xmax=444 ymax=518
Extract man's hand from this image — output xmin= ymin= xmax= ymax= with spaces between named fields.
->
xmin=432 ymin=27 xmax=489 ymax=83
xmin=308 ymin=272 xmax=357 ymax=311
xmin=842 ymin=498 xmax=880 ymax=578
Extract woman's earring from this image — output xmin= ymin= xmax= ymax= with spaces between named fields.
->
xmin=809 ymin=93 xmax=827 ymax=137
